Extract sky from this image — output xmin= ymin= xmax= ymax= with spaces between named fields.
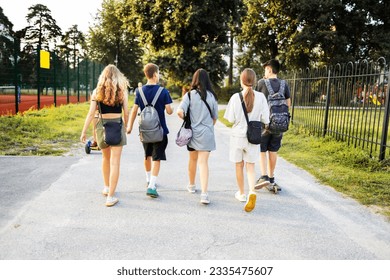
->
xmin=1 ymin=0 xmax=103 ymax=33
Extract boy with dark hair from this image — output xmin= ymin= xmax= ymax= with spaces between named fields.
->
xmin=255 ymin=59 xmax=291 ymax=193
xmin=127 ymin=63 xmax=173 ymax=198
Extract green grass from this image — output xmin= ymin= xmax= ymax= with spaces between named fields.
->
xmin=218 ymin=109 xmax=390 ymax=218
xmin=0 ymin=95 xmax=135 ymax=156
xmin=0 ymin=103 xmax=91 ymax=155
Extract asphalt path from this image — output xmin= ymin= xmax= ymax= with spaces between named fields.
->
xmin=1 ymin=103 xmax=390 ymax=260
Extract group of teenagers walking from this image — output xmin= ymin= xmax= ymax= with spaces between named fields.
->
xmin=80 ymin=59 xmax=291 ymax=212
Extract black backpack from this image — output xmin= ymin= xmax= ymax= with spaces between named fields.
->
xmin=264 ymin=79 xmax=290 ymax=134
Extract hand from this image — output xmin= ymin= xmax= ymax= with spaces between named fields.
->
xmin=126 ymin=126 xmax=132 ymax=134
xmin=80 ymin=133 xmax=87 ymax=143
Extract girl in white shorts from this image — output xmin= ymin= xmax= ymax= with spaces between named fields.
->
xmin=224 ymin=68 xmax=269 ymax=212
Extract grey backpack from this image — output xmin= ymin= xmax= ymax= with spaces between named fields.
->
xmin=265 ymin=79 xmax=290 ymax=134
xmin=138 ymin=87 xmax=164 ymax=143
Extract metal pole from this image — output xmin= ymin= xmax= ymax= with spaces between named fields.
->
xmin=13 ymin=36 xmax=19 ymax=114
xmin=53 ymin=51 xmax=57 ymax=107
xmin=323 ymin=70 xmax=332 ymax=137
xmin=77 ymin=57 xmax=80 ymax=102
xmin=379 ymin=71 xmax=390 ymax=161
xmin=290 ymin=72 xmax=297 ymax=123
xmin=37 ymin=46 xmax=41 ymax=110
xmin=66 ymin=53 xmax=70 ymax=104
xmin=85 ymin=59 xmax=89 ymax=101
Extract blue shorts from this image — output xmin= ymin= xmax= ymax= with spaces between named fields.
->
xmin=260 ymin=133 xmax=283 ymax=152
xmin=143 ymin=135 xmax=168 ymax=161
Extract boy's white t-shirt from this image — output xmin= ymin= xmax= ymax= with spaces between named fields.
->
xmin=224 ymin=90 xmax=269 ymax=138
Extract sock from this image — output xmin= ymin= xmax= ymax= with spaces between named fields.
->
xmin=148 ymin=175 xmax=157 ymax=189
xmin=269 ymin=177 xmax=275 ymax=184
xmin=145 ymin=171 xmax=151 ymax=182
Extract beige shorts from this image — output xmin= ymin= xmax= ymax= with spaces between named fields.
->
xmin=96 ymin=117 xmax=127 ymax=149
xmin=229 ymin=136 xmax=259 ymax=163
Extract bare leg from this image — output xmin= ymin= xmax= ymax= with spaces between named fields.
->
xmin=144 ymin=156 xmax=152 ymax=173
xmin=101 ymin=147 xmax=111 ymax=187
xmin=260 ymin=152 xmax=268 ymax=176
xmin=246 ymin=162 xmax=255 ymax=192
xmin=235 ymin=161 xmax=245 ymax=194
xmin=108 ymin=146 xmax=123 ymax=196
xmin=151 ymin=160 xmax=160 ymax=177
xmin=197 ymin=151 xmax=210 ymax=193
xmin=268 ymin=151 xmax=278 ymax=178
xmin=188 ymin=151 xmax=198 ymax=185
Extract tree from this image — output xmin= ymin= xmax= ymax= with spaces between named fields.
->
xmin=61 ymin=25 xmax=85 ymax=69
xmin=88 ymin=0 xmax=143 ymax=85
xmin=122 ymin=0 xmax=244 ymax=87
xmin=24 ymin=4 xmax=62 ymax=51
xmin=0 ymin=7 xmax=15 ymax=84
xmin=236 ymin=0 xmax=390 ymax=71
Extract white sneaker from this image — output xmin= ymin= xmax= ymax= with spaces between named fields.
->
xmin=187 ymin=184 xmax=196 ymax=193
xmin=235 ymin=191 xmax=246 ymax=202
xmin=105 ymin=196 xmax=119 ymax=207
xmin=102 ymin=187 xmax=109 ymax=196
xmin=200 ymin=193 xmax=210 ymax=204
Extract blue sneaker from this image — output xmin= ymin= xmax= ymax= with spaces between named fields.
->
xmin=147 ymin=187 xmax=159 ymax=198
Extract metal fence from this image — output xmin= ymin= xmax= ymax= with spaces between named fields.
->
xmin=282 ymin=58 xmax=390 ymax=161
xmin=0 ymin=49 xmax=105 ymax=116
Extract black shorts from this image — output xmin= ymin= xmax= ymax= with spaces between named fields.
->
xmin=260 ymin=133 xmax=283 ymax=152
xmin=143 ymin=135 xmax=168 ymax=161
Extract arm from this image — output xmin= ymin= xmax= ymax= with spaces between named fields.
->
xmin=165 ymin=103 xmax=173 ymax=115
xmin=122 ymin=91 xmax=129 ymax=127
xmin=80 ymin=95 xmax=98 ymax=143
xmin=177 ymin=108 xmax=184 ymax=119
xmin=286 ymin=98 xmax=291 ymax=108
xmin=126 ymin=104 xmax=139 ymax=134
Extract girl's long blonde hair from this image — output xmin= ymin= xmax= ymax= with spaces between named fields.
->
xmin=95 ymin=64 xmax=129 ymax=106
xmin=240 ymin=68 xmax=257 ymax=113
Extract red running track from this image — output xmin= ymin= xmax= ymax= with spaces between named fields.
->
xmin=0 ymin=95 xmax=88 ymax=115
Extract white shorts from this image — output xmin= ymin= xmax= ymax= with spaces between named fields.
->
xmin=229 ymin=136 xmax=259 ymax=163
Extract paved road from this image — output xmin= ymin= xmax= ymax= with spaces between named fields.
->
xmin=1 ymin=103 xmax=390 ymax=260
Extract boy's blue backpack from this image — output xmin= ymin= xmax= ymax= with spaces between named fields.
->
xmin=138 ymin=87 xmax=164 ymax=143
xmin=264 ymin=79 xmax=290 ymax=134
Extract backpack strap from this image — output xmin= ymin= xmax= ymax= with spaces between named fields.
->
xmin=264 ymin=79 xmax=275 ymax=95
xmin=138 ymin=87 xmax=148 ymax=106
xmin=196 ymin=90 xmax=213 ymax=118
xmin=151 ymin=86 xmax=164 ymax=106
xmin=138 ymin=86 xmax=164 ymax=107
xmin=265 ymin=79 xmax=286 ymax=98
xmin=239 ymin=92 xmax=250 ymax=125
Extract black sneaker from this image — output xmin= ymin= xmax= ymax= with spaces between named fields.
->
xmin=255 ymin=175 xmax=270 ymax=190
xmin=267 ymin=182 xmax=281 ymax=194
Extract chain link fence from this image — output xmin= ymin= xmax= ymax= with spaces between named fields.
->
xmin=0 ymin=48 xmax=105 ymax=115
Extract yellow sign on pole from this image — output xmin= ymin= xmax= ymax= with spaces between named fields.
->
xmin=40 ymin=50 xmax=50 ymax=69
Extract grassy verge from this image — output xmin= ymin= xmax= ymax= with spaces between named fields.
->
xmin=218 ymin=109 xmax=390 ymax=218
xmin=0 ymin=103 xmax=91 ymax=155
xmin=0 ymin=96 xmax=135 ymax=156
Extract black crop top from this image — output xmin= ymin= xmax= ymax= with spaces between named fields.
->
xmin=98 ymin=102 xmax=122 ymax=114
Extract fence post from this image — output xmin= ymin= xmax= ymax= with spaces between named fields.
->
xmin=379 ymin=71 xmax=390 ymax=161
xmin=66 ymin=53 xmax=70 ymax=104
xmin=77 ymin=57 xmax=80 ymax=102
xmin=85 ymin=59 xmax=89 ymax=101
xmin=37 ymin=46 xmax=41 ymax=110
xmin=13 ymin=36 xmax=19 ymax=114
xmin=290 ymin=72 xmax=297 ymax=123
xmin=322 ymin=70 xmax=332 ymax=137
xmin=53 ymin=51 xmax=57 ymax=107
